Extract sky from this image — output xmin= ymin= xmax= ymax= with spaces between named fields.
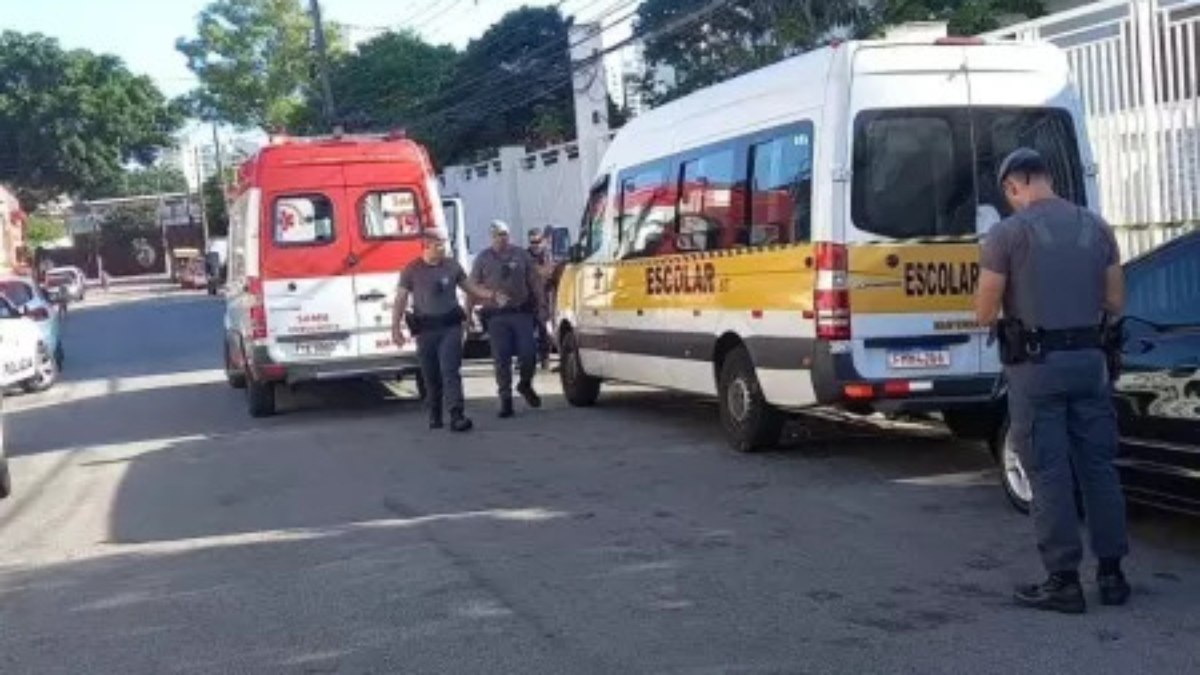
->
xmin=0 ymin=0 xmax=635 ymax=100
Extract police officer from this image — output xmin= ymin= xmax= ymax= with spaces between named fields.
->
xmin=471 ymin=220 xmax=545 ymax=418
xmin=527 ymin=228 xmax=556 ymax=369
xmin=393 ymin=227 xmax=503 ymax=432
xmin=976 ymin=148 xmax=1130 ymax=614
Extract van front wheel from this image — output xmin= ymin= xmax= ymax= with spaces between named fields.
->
xmin=560 ymin=330 xmax=600 ymax=407
xmin=718 ymin=346 xmax=784 ymax=453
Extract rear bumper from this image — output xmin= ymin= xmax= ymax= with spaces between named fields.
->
xmin=811 ymin=340 xmax=1003 ymax=413
xmin=249 ymin=346 xmax=420 ymax=384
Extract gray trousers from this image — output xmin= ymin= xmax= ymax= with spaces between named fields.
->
xmin=1007 ymin=349 xmax=1129 ymax=573
xmin=486 ymin=312 xmax=536 ymax=401
xmin=417 ymin=325 xmax=465 ymax=417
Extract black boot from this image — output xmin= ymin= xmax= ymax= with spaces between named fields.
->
xmin=1097 ymin=559 xmax=1131 ymax=606
xmin=449 ymin=409 xmax=473 ymax=433
xmin=429 ymin=411 xmax=444 ymax=430
xmin=498 ymin=398 xmax=515 ymax=419
xmin=1014 ymin=572 xmax=1086 ymax=614
xmin=516 ymin=382 xmax=542 ymax=408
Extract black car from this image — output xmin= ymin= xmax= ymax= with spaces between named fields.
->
xmin=994 ymin=230 xmax=1200 ymax=514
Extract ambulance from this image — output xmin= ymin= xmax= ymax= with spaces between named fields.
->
xmin=554 ymin=38 xmax=1098 ymax=451
xmin=223 ymin=132 xmax=466 ymax=417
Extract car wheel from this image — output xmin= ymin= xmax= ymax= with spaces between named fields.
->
xmin=21 ymin=343 xmax=59 ymax=393
xmin=559 ymin=330 xmax=600 ymax=407
xmin=991 ymin=417 xmax=1033 ymax=514
xmin=718 ymin=345 xmax=784 ymax=453
xmin=246 ymin=374 xmax=277 ymax=418
xmin=225 ymin=342 xmax=247 ymax=389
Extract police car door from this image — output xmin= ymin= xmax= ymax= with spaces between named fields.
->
xmin=0 ymin=299 xmax=38 ymax=387
xmin=845 ymin=44 xmax=986 ymax=393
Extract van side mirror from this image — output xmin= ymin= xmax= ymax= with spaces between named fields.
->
xmin=569 ymin=243 xmax=585 ymax=264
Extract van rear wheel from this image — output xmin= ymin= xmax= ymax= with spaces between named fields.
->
xmin=225 ymin=342 xmax=247 ymax=389
xmin=718 ymin=346 xmax=784 ymax=453
xmin=246 ymin=374 xmax=277 ymax=418
xmin=560 ymin=330 xmax=600 ymax=407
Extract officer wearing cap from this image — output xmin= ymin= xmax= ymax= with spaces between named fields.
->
xmin=471 ymin=220 xmax=545 ymax=418
xmin=393 ymin=226 xmax=503 ymax=432
xmin=977 ymin=148 xmax=1130 ymax=614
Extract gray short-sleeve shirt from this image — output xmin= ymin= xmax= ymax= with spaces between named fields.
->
xmin=399 ymin=258 xmax=466 ymax=317
xmin=980 ymin=197 xmax=1119 ymax=330
xmin=471 ymin=246 xmax=540 ymax=311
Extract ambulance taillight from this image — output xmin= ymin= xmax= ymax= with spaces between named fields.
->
xmin=814 ymin=242 xmax=851 ymax=341
xmin=247 ymin=276 xmax=268 ymax=341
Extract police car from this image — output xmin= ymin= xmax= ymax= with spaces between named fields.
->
xmin=0 ymin=294 xmax=43 ymax=498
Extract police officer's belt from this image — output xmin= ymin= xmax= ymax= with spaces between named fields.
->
xmin=405 ymin=308 xmax=466 ymax=335
xmin=1031 ymin=326 xmax=1103 ymax=352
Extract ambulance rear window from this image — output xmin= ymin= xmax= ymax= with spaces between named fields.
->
xmin=273 ymin=195 xmax=335 ymax=246
xmin=362 ymin=189 xmax=423 ymax=240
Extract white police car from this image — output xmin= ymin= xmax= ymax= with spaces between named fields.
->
xmin=0 ymin=294 xmax=42 ymax=498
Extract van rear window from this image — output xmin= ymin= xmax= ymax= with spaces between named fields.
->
xmin=362 ymin=190 xmax=423 ymax=239
xmin=274 ymin=195 xmax=335 ymax=246
xmin=852 ymin=107 xmax=1084 ymax=240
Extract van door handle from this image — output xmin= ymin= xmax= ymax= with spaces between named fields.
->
xmin=591 ymin=269 xmax=604 ymax=279
xmin=357 ymin=291 xmax=387 ymax=302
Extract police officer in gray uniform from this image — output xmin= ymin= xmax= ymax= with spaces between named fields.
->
xmin=471 ymin=220 xmax=546 ymax=418
xmin=393 ymin=227 xmax=502 ymax=432
xmin=977 ymin=148 xmax=1130 ymax=614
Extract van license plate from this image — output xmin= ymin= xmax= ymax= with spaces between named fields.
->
xmin=295 ymin=341 xmax=339 ymax=357
xmin=887 ymin=349 xmax=951 ymax=369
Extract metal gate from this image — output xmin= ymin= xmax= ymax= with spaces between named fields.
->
xmin=985 ymin=0 xmax=1200 ymax=256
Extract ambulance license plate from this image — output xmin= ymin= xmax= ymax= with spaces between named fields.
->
xmin=887 ymin=349 xmax=950 ymax=369
xmin=294 ymin=340 xmax=339 ymax=357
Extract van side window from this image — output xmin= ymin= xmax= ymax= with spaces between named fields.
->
xmin=580 ymin=177 xmax=609 ymax=258
xmin=748 ymin=125 xmax=813 ymax=246
xmin=273 ymin=195 xmax=335 ymax=245
xmin=678 ymin=146 xmax=737 ymax=252
xmin=619 ymin=164 xmax=675 ymax=259
xmin=362 ymin=190 xmax=423 ymax=239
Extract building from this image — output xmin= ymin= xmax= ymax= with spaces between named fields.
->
xmin=164 ymin=133 xmax=261 ymax=192
xmin=0 ymin=185 xmax=29 ymax=274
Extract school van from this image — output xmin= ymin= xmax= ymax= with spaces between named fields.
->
xmin=555 ymin=37 xmax=1099 ymax=451
xmin=224 ymin=132 xmax=464 ymax=417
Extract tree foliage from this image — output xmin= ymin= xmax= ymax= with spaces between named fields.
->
xmin=177 ymin=0 xmax=338 ymax=130
xmin=24 ymin=214 xmax=67 ymax=248
xmin=202 ymin=171 xmax=233 ymax=237
xmin=635 ymin=0 xmax=1046 ymax=105
xmin=88 ymin=165 xmax=190 ymax=200
xmin=0 ymin=31 xmax=183 ymax=209
xmin=100 ymin=202 xmax=160 ymax=243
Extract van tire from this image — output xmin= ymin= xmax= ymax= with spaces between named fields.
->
xmin=991 ymin=416 xmax=1032 ymax=514
xmin=560 ymin=330 xmax=600 ymax=407
xmin=718 ymin=346 xmax=784 ymax=453
xmin=225 ymin=342 xmax=247 ymax=389
xmin=943 ymin=408 xmax=1003 ymax=441
xmin=0 ymin=461 xmax=9 ymax=500
xmin=246 ymin=376 xmax=277 ymax=418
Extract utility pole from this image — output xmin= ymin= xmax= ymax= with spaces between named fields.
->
xmin=194 ymin=146 xmax=210 ymax=265
xmin=208 ymin=122 xmax=224 ymax=252
xmin=309 ymin=0 xmax=336 ymax=129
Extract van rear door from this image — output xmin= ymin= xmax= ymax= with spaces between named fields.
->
xmin=261 ymin=166 xmax=359 ymax=363
xmin=845 ymin=45 xmax=986 ymax=389
xmin=344 ymin=173 xmax=426 ymax=360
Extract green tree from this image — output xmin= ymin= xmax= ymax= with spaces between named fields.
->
xmin=202 ymin=171 xmax=233 ymax=237
xmin=177 ymin=0 xmax=339 ymax=130
xmin=0 ymin=32 xmax=183 ymax=209
xmin=100 ymin=202 xmax=160 ymax=244
xmin=88 ymin=165 xmax=190 ymax=199
xmin=24 ymin=214 xmax=67 ymax=248
xmin=635 ymin=0 xmax=1045 ymax=105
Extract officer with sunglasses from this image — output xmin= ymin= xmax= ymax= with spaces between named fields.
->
xmin=470 ymin=220 xmax=546 ymax=418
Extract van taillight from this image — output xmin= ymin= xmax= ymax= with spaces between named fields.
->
xmin=247 ymin=276 xmax=267 ymax=341
xmin=814 ymin=242 xmax=851 ymax=341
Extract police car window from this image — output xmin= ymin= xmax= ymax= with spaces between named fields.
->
xmin=0 ymin=280 xmax=33 ymax=306
xmin=749 ymin=126 xmax=813 ymax=246
xmin=679 ymin=147 xmax=736 ymax=252
xmin=363 ymin=190 xmax=423 ymax=239
xmin=0 ymin=298 xmax=16 ymax=319
xmin=853 ymin=114 xmax=967 ymax=240
xmin=273 ymin=195 xmax=335 ymax=246
xmin=619 ymin=164 xmax=675 ymax=259
xmin=1125 ymin=237 xmax=1200 ymax=327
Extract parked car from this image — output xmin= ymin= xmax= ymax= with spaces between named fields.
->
xmin=0 ymin=294 xmax=45 ymax=499
xmin=0 ymin=276 xmax=64 ymax=392
xmin=44 ymin=266 xmax=86 ymax=302
xmin=993 ymin=231 xmax=1200 ymax=514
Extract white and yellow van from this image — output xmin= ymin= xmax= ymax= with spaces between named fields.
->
xmin=555 ymin=38 xmax=1099 ymax=451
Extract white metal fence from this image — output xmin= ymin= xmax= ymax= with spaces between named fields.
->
xmin=986 ymin=0 xmax=1200 ymax=258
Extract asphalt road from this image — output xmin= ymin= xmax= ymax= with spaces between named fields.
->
xmin=2 ymin=287 xmax=1199 ymax=675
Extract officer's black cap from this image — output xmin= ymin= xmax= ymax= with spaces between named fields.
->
xmin=997 ymin=147 xmax=1050 ymax=187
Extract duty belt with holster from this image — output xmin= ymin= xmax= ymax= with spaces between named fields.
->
xmin=405 ymin=307 xmax=466 ymax=336
xmin=994 ymin=319 xmax=1105 ymax=366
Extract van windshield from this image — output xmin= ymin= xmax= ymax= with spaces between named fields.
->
xmin=852 ymin=107 xmax=1084 ymax=240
